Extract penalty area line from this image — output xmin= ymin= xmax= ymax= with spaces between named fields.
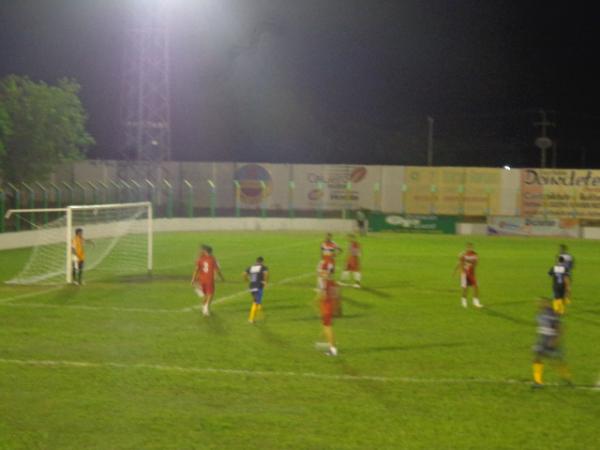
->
xmin=0 ymin=357 xmax=598 ymax=391
xmin=183 ymin=271 xmax=315 ymax=311
xmin=0 ymin=286 xmax=64 ymax=304
xmin=0 ymin=302 xmax=186 ymax=314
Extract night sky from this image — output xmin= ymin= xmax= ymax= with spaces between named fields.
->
xmin=1 ymin=1 xmax=598 ymax=168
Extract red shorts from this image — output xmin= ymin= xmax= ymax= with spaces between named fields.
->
xmin=200 ymin=281 xmax=215 ymax=296
xmin=346 ymin=256 xmax=360 ymax=272
xmin=320 ymin=299 xmax=333 ymax=326
xmin=461 ymin=272 xmax=477 ymax=288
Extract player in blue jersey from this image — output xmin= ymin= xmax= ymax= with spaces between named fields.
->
xmin=558 ymin=244 xmax=574 ymax=275
xmin=532 ymin=298 xmax=571 ymax=388
xmin=558 ymin=244 xmax=574 ymax=305
xmin=244 ymin=256 xmax=269 ymax=323
xmin=548 ymin=256 xmax=571 ymax=315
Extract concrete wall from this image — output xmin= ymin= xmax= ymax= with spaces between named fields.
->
xmin=39 ymin=160 xmax=524 ymax=216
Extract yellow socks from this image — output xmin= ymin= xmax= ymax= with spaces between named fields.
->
xmin=552 ymin=299 xmax=565 ymax=315
xmin=249 ymin=303 xmax=258 ymax=322
xmin=533 ymin=362 xmax=544 ymax=385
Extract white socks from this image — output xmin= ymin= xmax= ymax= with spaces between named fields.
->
xmin=462 ymin=297 xmax=482 ymax=308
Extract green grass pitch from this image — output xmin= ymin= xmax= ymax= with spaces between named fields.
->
xmin=1 ymin=231 xmax=599 ymax=449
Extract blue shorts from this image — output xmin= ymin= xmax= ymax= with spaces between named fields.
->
xmin=251 ymin=288 xmax=264 ymax=304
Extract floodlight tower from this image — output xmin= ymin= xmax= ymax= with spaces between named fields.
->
xmin=121 ymin=0 xmax=172 ymax=163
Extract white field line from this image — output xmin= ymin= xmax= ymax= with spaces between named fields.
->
xmin=0 ymin=286 xmax=64 ymax=304
xmin=183 ymin=271 xmax=314 ymax=311
xmin=0 ymin=271 xmax=315 ymax=315
xmin=1 ymin=302 xmax=185 ymax=314
xmin=0 ymin=357 xmax=597 ymax=391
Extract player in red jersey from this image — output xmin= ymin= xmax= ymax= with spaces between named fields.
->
xmin=341 ymin=234 xmax=361 ymax=288
xmin=317 ymin=262 xmax=338 ymax=356
xmin=320 ymin=233 xmax=342 ymax=264
xmin=317 ymin=233 xmax=342 ymax=290
xmin=454 ymin=242 xmax=482 ymax=308
xmin=191 ymin=245 xmax=225 ymax=316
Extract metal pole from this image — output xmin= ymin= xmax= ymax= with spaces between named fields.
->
xmin=88 ymin=181 xmax=99 ymax=205
xmin=8 ymin=183 xmax=20 ymax=231
xmin=0 ymin=189 xmax=4 ymax=233
xmin=184 ymin=179 xmax=194 ymax=218
xmin=50 ymin=182 xmax=62 ymax=208
xmin=62 ymin=181 xmax=74 ymax=206
xmin=144 ymin=179 xmax=155 ymax=203
xmin=373 ymin=182 xmax=381 ymax=213
xmin=207 ymin=180 xmax=216 ymax=217
xmin=163 ymin=179 xmax=173 ymax=218
xmin=35 ymin=182 xmax=49 ymax=224
xmin=130 ymin=179 xmax=143 ymax=202
xmin=22 ymin=182 xmax=35 ymax=229
xmin=485 ymin=187 xmax=492 ymax=216
xmin=260 ymin=181 xmax=267 ymax=218
xmin=343 ymin=181 xmax=352 ymax=219
xmin=233 ymin=180 xmax=240 ymax=217
xmin=74 ymin=181 xmax=87 ymax=205
xmin=317 ymin=181 xmax=324 ymax=219
xmin=121 ymin=180 xmax=132 ymax=203
xmin=110 ymin=180 xmax=121 ymax=203
xmin=98 ymin=181 xmax=109 ymax=204
xmin=288 ymin=180 xmax=295 ymax=218
xmin=430 ymin=184 xmax=437 ymax=215
xmin=427 ymin=116 xmax=434 ymax=166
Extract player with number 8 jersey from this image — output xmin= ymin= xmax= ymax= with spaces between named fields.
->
xmin=191 ymin=245 xmax=225 ymax=316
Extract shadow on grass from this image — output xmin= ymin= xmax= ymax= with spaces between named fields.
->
xmin=200 ymin=312 xmax=228 ymax=336
xmin=355 ymin=286 xmax=393 ymax=299
xmin=485 ymin=299 xmax=534 ymax=307
xmin=350 ymin=341 xmax=470 ymax=355
xmin=479 ymin=307 xmax=533 ymax=326
xmin=49 ymin=286 xmax=82 ymax=304
xmin=342 ymin=296 xmax=374 ymax=310
xmin=117 ymin=274 xmax=187 ymax=283
xmin=567 ymin=314 xmax=600 ymax=326
xmin=255 ymin=323 xmax=290 ymax=348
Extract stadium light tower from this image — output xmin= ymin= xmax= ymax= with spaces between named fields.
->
xmin=121 ymin=0 xmax=172 ymax=163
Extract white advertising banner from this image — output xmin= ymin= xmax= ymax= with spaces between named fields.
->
xmin=487 ymin=216 xmax=580 ymax=238
xmin=291 ymin=164 xmax=381 ymax=211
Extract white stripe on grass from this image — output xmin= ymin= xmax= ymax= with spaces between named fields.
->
xmin=0 ymin=272 xmax=315 ymax=315
xmin=1 ymin=302 xmax=185 ymax=314
xmin=183 ymin=271 xmax=315 ymax=311
xmin=0 ymin=286 xmax=64 ymax=304
xmin=0 ymin=357 xmax=597 ymax=391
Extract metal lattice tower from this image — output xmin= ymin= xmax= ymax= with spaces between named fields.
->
xmin=121 ymin=0 xmax=172 ymax=163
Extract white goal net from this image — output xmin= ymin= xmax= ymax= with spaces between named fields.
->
xmin=5 ymin=202 xmax=152 ymax=285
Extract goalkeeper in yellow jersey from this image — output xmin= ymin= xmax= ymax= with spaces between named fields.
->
xmin=71 ymin=228 xmax=87 ymax=285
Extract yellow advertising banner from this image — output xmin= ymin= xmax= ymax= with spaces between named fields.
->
xmin=520 ymin=169 xmax=600 ymax=219
xmin=404 ymin=167 xmax=501 ymax=215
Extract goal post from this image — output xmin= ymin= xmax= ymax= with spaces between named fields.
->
xmin=5 ymin=202 xmax=153 ymax=285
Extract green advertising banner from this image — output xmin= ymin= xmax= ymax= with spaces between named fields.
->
xmin=369 ymin=213 xmax=457 ymax=234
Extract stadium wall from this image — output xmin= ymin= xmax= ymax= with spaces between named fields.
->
xmin=46 ymin=160 xmax=524 ymax=215
xmin=7 ymin=161 xmax=600 ymax=223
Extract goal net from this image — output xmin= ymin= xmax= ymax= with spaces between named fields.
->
xmin=5 ymin=202 xmax=152 ymax=285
